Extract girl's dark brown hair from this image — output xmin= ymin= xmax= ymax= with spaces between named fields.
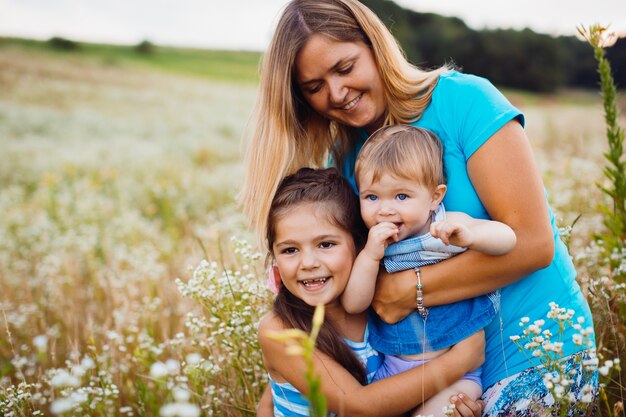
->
xmin=267 ymin=167 xmax=368 ymax=385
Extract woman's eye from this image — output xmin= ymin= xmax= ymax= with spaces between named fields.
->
xmin=396 ymin=194 xmax=408 ymax=201
xmin=365 ymin=195 xmax=378 ymax=201
xmin=337 ymin=64 xmax=353 ymax=75
xmin=306 ymin=84 xmax=322 ymax=94
xmin=320 ymin=242 xmax=335 ymax=249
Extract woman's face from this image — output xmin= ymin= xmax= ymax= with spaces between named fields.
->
xmin=294 ymin=34 xmax=386 ymax=133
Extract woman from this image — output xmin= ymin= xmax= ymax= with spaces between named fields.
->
xmin=242 ymin=0 xmax=597 ymax=413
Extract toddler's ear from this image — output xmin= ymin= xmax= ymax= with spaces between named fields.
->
xmin=430 ymin=184 xmax=447 ymax=209
xmin=267 ymin=264 xmax=283 ymax=294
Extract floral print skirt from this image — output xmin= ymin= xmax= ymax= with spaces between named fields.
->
xmin=481 ymin=350 xmax=599 ymax=416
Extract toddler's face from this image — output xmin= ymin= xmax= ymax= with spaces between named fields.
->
xmin=358 ymin=173 xmax=443 ymax=240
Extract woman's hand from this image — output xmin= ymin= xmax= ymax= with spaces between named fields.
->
xmin=371 ymin=268 xmax=416 ymax=323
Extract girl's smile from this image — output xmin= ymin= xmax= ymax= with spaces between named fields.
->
xmin=272 ymin=202 xmax=356 ymax=307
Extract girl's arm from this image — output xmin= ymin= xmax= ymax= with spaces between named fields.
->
xmin=259 ymin=313 xmax=485 ymax=417
xmin=342 ymin=222 xmax=398 ymax=313
xmin=372 ymin=121 xmax=554 ymax=323
xmin=431 ymin=211 xmax=516 ymax=256
xmin=256 ymin=384 xmax=275 ymax=416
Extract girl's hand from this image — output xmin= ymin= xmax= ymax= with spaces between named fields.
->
xmin=363 ymin=222 xmax=399 ymax=261
xmin=450 ymin=393 xmax=485 ymax=417
xmin=430 ymin=220 xmax=474 ymax=248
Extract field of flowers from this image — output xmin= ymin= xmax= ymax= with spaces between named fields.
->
xmin=0 ymin=44 xmax=624 ymax=416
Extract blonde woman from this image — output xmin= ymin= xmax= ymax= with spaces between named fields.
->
xmin=243 ymin=0 xmax=597 ymax=414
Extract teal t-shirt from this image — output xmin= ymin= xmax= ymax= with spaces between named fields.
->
xmin=341 ymin=71 xmax=594 ymax=388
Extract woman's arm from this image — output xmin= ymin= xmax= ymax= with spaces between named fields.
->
xmin=259 ymin=314 xmax=484 ymax=417
xmin=372 ymin=121 xmax=554 ymax=323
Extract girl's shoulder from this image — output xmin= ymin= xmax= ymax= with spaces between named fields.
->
xmin=258 ymin=310 xmax=285 ymax=336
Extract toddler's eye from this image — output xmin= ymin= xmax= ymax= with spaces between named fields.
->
xmin=365 ymin=195 xmax=378 ymax=201
xmin=396 ymin=194 xmax=408 ymax=201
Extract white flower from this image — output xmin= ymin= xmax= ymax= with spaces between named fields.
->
xmin=520 ymin=317 xmax=530 ymax=325
xmin=599 ymin=366 xmax=609 ymax=376
xmin=581 ymin=392 xmax=593 ymax=403
xmin=49 ymin=369 xmax=80 ymax=388
xmin=50 ymin=398 xmax=75 ymax=415
xmin=160 ymin=402 xmax=200 ymax=417
xmin=605 ymin=360 xmax=614 ymax=368
xmin=150 ymin=362 xmax=169 ymax=379
xmin=509 ymin=335 xmax=520 ymax=342
xmin=572 ymin=334 xmax=584 ymax=346
xmin=165 ymin=359 xmax=180 ymax=375
xmin=532 ymin=349 xmax=543 ymax=357
xmin=81 ymin=356 xmax=95 ymax=370
xmin=185 ymin=353 xmax=202 ymax=366
xmin=33 ymin=335 xmax=48 ymax=352
xmin=173 ymin=386 xmax=191 ymax=402
xmin=554 ymin=385 xmax=565 ymax=398
xmin=577 ymin=317 xmax=585 ymax=324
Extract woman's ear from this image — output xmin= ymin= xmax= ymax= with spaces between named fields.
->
xmin=430 ymin=184 xmax=447 ymax=210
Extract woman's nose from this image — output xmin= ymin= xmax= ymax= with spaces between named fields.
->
xmin=328 ymin=78 xmax=348 ymax=105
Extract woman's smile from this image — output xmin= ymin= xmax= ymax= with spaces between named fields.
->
xmin=295 ymin=34 xmax=386 ymax=133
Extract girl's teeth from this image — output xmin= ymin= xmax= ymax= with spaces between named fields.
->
xmin=302 ymin=277 xmax=327 ymax=286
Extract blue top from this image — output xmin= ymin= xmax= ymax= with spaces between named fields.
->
xmin=270 ymin=325 xmax=383 ymax=417
xmin=369 ymin=203 xmax=498 ymax=356
xmin=339 ymin=71 xmax=594 ymax=389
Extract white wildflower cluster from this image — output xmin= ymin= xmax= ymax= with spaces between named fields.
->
xmin=509 ymin=303 xmax=599 ymax=411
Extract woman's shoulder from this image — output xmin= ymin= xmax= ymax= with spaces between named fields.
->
xmin=435 ymin=71 xmax=495 ymax=95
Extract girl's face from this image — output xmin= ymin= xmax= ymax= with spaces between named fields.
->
xmin=295 ymin=34 xmax=386 ymax=134
xmin=272 ymin=203 xmax=356 ymax=307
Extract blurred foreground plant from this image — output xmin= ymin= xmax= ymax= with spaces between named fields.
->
xmin=266 ymin=304 xmax=327 ymax=417
xmin=576 ymin=24 xmax=626 ymax=416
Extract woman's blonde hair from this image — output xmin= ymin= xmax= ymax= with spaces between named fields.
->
xmin=355 ymin=125 xmax=445 ymax=191
xmin=241 ymin=0 xmax=450 ymax=246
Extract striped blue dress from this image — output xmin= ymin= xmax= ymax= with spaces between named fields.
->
xmin=270 ymin=325 xmax=383 ymax=417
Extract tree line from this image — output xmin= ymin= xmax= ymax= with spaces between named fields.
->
xmin=362 ymin=0 xmax=626 ymax=92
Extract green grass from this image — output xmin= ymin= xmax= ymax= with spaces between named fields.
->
xmin=0 ymin=36 xmax=261 ymax=83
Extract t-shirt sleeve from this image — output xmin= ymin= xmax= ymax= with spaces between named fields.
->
xmin=438 ymin=73 xmax=524 ymax=160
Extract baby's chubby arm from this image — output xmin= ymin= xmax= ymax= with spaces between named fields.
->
xmin=430 ymin=211 xmax=516 ymax=256
xmin=341 ymin=222 xmax=398 ymax=314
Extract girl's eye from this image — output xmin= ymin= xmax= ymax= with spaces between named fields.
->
xmin=365 ymin=195 xmax=378 ymax=201
xmin=319 ymin=241 xmax=335 ymax=249
xmin=337 ymin=64 xmax=353 ymax=75
xmin=396 ymin=194 xmax=408 ymax=201
xmin=281 ymin=247 xmax=298 ymax=254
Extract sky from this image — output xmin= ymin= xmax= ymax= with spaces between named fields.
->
xmin=1 ymin=0 xmax=625 ymax=51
